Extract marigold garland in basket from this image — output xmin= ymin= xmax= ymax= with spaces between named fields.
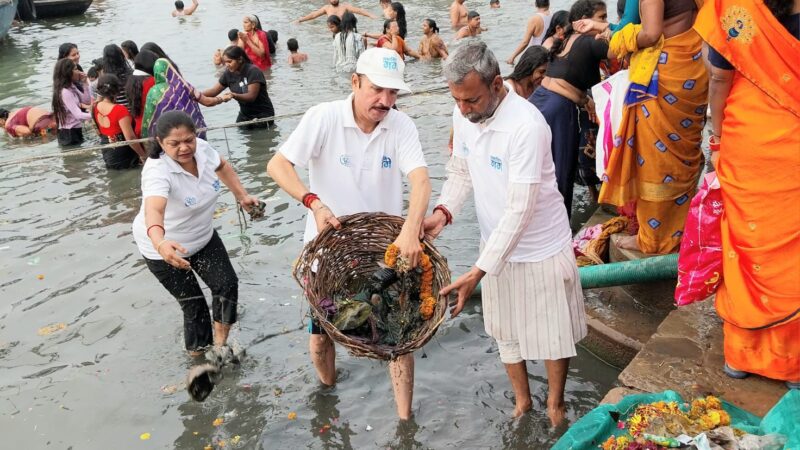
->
xmin=384 ymin=244 xmax=437 ymax=320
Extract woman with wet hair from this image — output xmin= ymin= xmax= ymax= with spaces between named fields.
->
xmin=504 ymin=45 xmax=548 ymax=98
xmin=327 ymin=15 xmax=342 ymax=37
xmin=0 ymin=106 xmax=56 ymax=138
xmin=140 ymin=42 xmax=181 ymax=74
xmin=238 ymin=14 xmax=271 ymax=70
xmin=418 ymin=18 xmax=448 ymax=59
xmin=92 ymin=74 xmax=145 ymax=169
xmin=132 ymin=110 xmax=259 ymax=357
xmin=52 ymin=58 xmax=92 ymax=146
xmin=541 ymin=10 xmax=569 ymax=49
xmin=332 ymin=11 xmax=364 ymax=72
xmin=386 ymin=2 xmax=407 ymax=38
xmin=203 ymin=46 xmax=275 ymax=128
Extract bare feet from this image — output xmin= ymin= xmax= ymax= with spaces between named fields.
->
xmin=512 ymin=398 xmax=532 ymax=418
xmin=617 ymin=234 xmax=641 ymax=252
xmin=546 ymin=399 xmax=566 ymax=427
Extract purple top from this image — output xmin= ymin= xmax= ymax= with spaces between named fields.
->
xmin=59 ymin=84 xmax=92 ymax=129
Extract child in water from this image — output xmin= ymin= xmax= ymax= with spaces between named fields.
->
xmin=287 ymin=38 xmax=308 ymax=64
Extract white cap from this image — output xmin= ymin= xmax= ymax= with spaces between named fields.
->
xmin=355 ymin=48 xmax=412 ymax=93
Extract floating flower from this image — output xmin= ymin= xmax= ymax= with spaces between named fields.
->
xmin=287 ymin=412 xmax=297 ymax=420
xmin=212 ymin=417 xmax=224 ymax=427
xmin=139 ymin=432 xmax=151 ymax=440
xmin=37 ymin=323 xmax=66 ymax=336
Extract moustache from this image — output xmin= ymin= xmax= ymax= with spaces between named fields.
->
xmin=372 ymin=105 xmax=391 ymax=112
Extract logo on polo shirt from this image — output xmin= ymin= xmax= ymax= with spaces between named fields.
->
xmin=490 ymin=156 xmax=503 ymax=171
xmin=461 ymin=143 xmax=469 ymax=156
xmin=212 ymin=179 xmax=221 ymax=192
xmin=339 ymin=155 xmax=352 ymax=167
xmin=184 ymin=196 xmax=198 ymax=207
xmin=383 ymin=56 xmax=398 ymax=71
xmin=381 ymin=156 xmax=392 ymax=169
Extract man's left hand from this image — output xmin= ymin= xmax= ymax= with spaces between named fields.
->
xmin=392 ymin=226 xmax=423 ymax=269
xmin=440 ymin=266 xmax=485 ymax=318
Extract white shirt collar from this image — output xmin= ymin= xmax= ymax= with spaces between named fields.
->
xmin=478 ymin=83 xmax=519 ymax=133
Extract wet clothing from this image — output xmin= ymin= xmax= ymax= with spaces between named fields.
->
xmin=530 ymin=86 xmax=580 ymax=216
xmin=695 ymin=0 xmax=800 ymax=381
xmin=243 ymin=30 xmax=272 ymax=70
xmin=219 ymin=63 xmax=275 ymax=125
xmin=94 ymin=103 xmax=140 ymax=170
xmin=332 ymin=31 xmax=364 ymax=73
xmin=58 ymin=84 xmax=91 ymax=132
xmin=545 ymin=35 xmax=609 ymax=91
xmin=528 ymin=11 xmax=552 ymax=47
xmin=144 ymin=230 xmax=238 ymax=351
xmin=57 ymin=127 xmax=84 ymax=146
xmin=5 ymin=108 xmax=54 ymax=137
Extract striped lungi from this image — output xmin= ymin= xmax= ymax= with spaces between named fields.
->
xmin=481 ymin=244 xmax=587 ymax=361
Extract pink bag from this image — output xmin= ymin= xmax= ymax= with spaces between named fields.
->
xmin=675 ymin=173 xmax=724 ymax=306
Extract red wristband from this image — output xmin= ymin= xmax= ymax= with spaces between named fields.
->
xmin=709 ymin=135 xmax=721 ymax=152
xmin=302 ymin=192 xmax=319 ymax=209
xmin=147 ymin=224 xmax=165 ymax=238
xmin=433 ymin=205 xmax=453 ymax=226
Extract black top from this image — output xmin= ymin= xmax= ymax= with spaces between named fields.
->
xmin=709 ymin=12 xmax=799 ymax=69
xmin=664 ymin=0 xmax=696 ymax=20
xmin=545 ymin=34 xmax=609 ymax=91
xmin=219 ymin=63 xmax=275 ymax=120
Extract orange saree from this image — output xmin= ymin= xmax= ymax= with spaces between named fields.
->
xmin=695 ymin=0 xmax=800 ymax=381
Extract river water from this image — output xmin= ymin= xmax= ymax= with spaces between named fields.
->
xmin=0 ymin=0 xmax=621 ymax=448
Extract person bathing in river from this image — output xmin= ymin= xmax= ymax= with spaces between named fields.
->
xmin=327 ymin=15 xmax=342 ymax=37
xmin=133 ymin=110 xmax=259 ymax=359
xmin=121 ymin=40 xmax=139 ymax=69
xmin=450 ymin=0 xmax=468 ymax=29
xmin=0 ymin=107 xmax=56 ymax=138
xmin=213 ymin=29 xmax=240 ymax=75
xmin=267 ymin=48 xmax=431 ymax=420
xmin=172 ymin=0 xmax=198 ymax=17
xmin=93 ymin=74 xmax=146 ymax=169
xmin=332 ymin=12 xmax=364 ymax=72
xmin=374 ymin=19 xmax=420 ymax=60
xmin=424 ymin=39 xmax=586 ymax=427
xmin=52 ymin=58 xmax=92 ymax=146
xmin=287 ymin=39 xmax=309 ymax=64
xmin=418 ymin=18 xmax=448 ymax=59
xmin=455 ymin=11 xmax=483 ymax=40
xmin=203 ymin=46 xmax=276 ymax=129
xmin=506 ymin=0 xmax=551 ymax=65
xmin=295 ymin=0 xmax=377 ymax=24
xmin=238 ymin=15 xmax=271 ymax=71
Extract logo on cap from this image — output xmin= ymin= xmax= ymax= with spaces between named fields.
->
xmin=383 ymin=56 xmax=398 ymax=71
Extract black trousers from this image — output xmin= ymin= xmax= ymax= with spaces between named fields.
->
xmin=144 ymin=230 xmax=238 ymax=351
xmin=57 ymin=127 xmax=84 ymax=146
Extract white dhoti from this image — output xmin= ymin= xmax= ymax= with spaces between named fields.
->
xmin=481 ymin=244 xmax=588 ymax=361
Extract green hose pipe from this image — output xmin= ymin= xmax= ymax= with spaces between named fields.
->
xmin=578 ymin=254 xmax=679 ymax=289
xmin=466 ymin=254 xmax=679 ymax=295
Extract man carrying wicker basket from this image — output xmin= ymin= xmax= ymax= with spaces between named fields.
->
xmin=267 ymin=47 xmax=431 ymax=420
xmin=423 ymin=39 xmax=587 ymax=427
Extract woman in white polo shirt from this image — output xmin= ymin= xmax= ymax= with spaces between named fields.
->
xmin=132 ymin=111 xmax=260 ymax=357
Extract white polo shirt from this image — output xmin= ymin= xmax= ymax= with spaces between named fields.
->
xmin=452 ymin=86 xmax=572 ymax=262
xmin=132 ymin=139 xmax=223 ymax=260
xmin=279 ymin=95 xmax=427 ymax=243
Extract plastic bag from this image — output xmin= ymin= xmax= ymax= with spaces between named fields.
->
xmin=592 ymin=69 xmax=631 ymax=181
xmin=675 ymin=173 xmax=724 ymax=306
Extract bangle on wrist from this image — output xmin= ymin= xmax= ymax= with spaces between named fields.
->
xmin=156 ymin=239 xmax=169 ymax=253
xmin=433 ymin=204 xmax=453 ymax=226
xmin=709 ymin=134 xmax=721 ymax=152
xmin=147 ymin=224 xmax=165 ymax=239
xmin=302 ymin=192 xmax=320 ymax=209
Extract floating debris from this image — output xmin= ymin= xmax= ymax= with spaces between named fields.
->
xmin=37 ymin=323 xmax=66 ymax=336
xmin=36 ymin=274 xmax=44 ymax=280
xmin=231 ymin=436 xmax=241 ymax=445
xmin=287 ymin=412 xmax=297 ymax=420
xmin=139 ymin=432 xmax=151 ymax=440
xmin=366 ymin=424 xmax=373 ymax=431
xmin=212 ymin=417 xmax=224 ymax=427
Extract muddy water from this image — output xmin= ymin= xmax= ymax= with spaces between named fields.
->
xmin=0 ymin=0 xmax=619 ymax=448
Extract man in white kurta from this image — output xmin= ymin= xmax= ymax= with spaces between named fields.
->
xmin=423 ymin=39 xmax=586 ymax=427
xmin=267 ymin=48 xmax=431 ymax=420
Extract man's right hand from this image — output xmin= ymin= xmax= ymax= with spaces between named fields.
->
xmin=311 ymin=202 xmax=341 ymax=233
xmin=422 ymin=210 xmax=447 ymax=241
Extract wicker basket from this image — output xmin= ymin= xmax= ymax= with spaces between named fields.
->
xmin=292 ymin=212 xmax=451 ymax=360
